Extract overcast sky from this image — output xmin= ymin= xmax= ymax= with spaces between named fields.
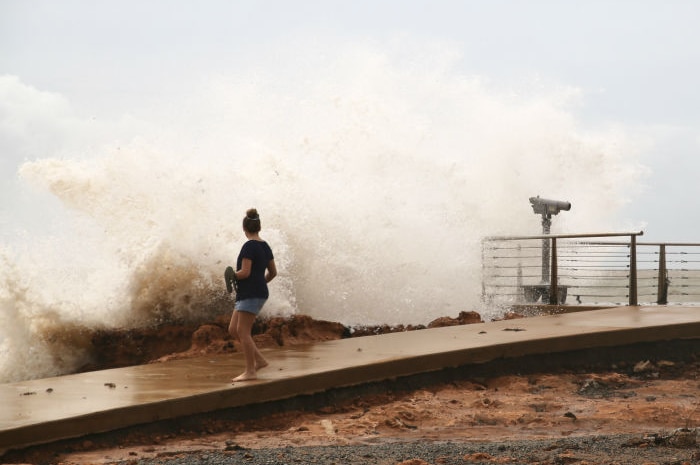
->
xmin=2 ymin=0 xmax=700 ymax=242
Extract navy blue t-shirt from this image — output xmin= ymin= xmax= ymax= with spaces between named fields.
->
xmin=235 ymin=240 xmax=274 ymax=301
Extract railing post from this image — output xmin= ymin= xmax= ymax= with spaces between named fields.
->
xmin=629 ymin=234 xmax=638 ymax=306
xmin=549 ymin=237 xmax=559 ymax=304
xmin=657 ymin=244 xmax=668 ymax=305
xmin=517 ymin=244 xmax=523 ymax=303
xmin=541 ymin=217 xmax=551 ymax=283
xmin=481 ymin=240 xmax=486 ymax=303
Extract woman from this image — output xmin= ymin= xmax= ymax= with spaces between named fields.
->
xmin=227 ymin=208 xmax=277 ymax=382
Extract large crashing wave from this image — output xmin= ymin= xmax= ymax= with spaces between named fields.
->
xmin=0 ymin=46 xmax=647 ymax=382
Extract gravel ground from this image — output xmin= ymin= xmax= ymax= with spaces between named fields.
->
xmin=125 ymin=435 xmax=699 ymax=465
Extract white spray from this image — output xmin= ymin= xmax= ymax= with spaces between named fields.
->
xmin=0 ymin=48 xmax=647 ymax=382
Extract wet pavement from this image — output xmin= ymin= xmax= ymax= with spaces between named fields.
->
xmin=1 ymin=305 xmax=699 ymax=453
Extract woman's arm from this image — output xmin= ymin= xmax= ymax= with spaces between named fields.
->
xmin=236 ymin=258 xmax=252 ymax=280
xmin=235 ymin=258 xmax=276 ymax=282
xmin=266 ymin=259 xmax=277 ymax=283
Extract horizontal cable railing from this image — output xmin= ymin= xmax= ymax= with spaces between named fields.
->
xmin=482 ymin=232 xmax=700 ymax=307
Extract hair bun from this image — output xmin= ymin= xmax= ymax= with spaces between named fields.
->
xmin=246 ymin=208 xmax=260 ymax=220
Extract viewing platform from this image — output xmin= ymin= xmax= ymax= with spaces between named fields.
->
xmin=1 ymin=305 xmax=699 ymax=454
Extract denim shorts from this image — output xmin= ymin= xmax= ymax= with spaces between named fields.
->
xmin=234 ymin=298 xmax=268 ymax=316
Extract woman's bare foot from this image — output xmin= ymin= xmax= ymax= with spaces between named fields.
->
xmin=232 ymin=372 xmax=257 ymax=383
xmin=256 ymin=359 xmax=269 ymax=371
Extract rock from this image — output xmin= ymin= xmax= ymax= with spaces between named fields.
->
xmin=258 ymin=315 xmax=347 ymax=345
xmin=320 ymin=419 xmax=336 ymax=435
xmin=464 ymin=452 xmax=493 ymax=460
xmin=669 ymin=428 xmax=697 ymax=448
xmin=428 ymin=311 xmax=483 ymax=328
xmin=633 ymin=360 xmax=654 ymax=373
xmin=190 ymin=324 xmax=228 ymax=350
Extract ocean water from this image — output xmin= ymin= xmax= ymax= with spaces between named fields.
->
xmin=0 ymin=51 xmax=648 ymax=382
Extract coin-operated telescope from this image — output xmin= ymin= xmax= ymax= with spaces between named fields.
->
xmin=529 ymin=196 xmax=571 ymax=284
xmin=529 ymin=196 xmax=571 ymax=220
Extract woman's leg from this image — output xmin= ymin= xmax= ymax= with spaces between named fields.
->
xmin=232 ymin=310 xmax=257 ymax=381
xmin=230 ymin=310 xmax=268 ymax=368
xmin=228 ymin=311 xmax=240 ymax=341
xmin=231 ymin=311 xmax=268 ymax=382
xmin=254 ymin=344 xmax=269 ymax=370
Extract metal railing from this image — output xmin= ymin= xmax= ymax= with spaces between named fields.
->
xmin=482 ymin=232 xmax=700 ymax=306
xmin=636 ymin=242 xmax=700 ymax=305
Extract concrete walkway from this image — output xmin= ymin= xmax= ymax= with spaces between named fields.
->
xmin=1 ymin=306 xmax=699 ymax=453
